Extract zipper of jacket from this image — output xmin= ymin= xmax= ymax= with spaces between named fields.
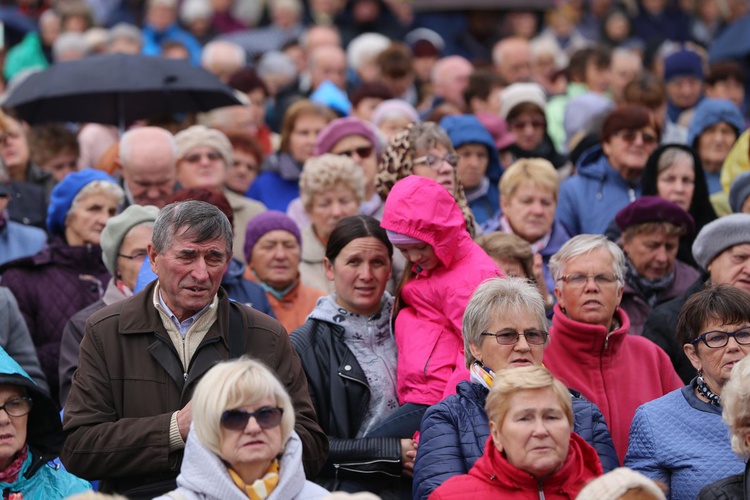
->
xmin=538 ymin=479 xmax=546 ymax=500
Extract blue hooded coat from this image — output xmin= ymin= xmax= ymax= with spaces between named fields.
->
xmin=0 ymin=347 xmax=90 ymax=498
xmin=556 ymin=145 xmax=641 ymax=236
xmin=440 ymin=115 xmax=502 ymax=226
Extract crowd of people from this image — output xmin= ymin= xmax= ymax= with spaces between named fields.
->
xmin=2 ymin=0 xmax=750 ymax=499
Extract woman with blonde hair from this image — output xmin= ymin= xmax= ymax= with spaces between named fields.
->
xmin=483 ymin=157 xmax=570 ymax=299
xmin=155 ymin=357 xmax=328 ymax=500
xmin=247 ymin=99 xmax=335 ymax=211
xmin=298 ymin=154 xmax=365 ymax=292
xmin=429 ymin=366 xmax=602 ymax=498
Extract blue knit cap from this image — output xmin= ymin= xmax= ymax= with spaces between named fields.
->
xmin=47 ymin=169 xmax=116 ymax=236
xmin=687 ymin=98 xmax=745 ymax=146
xmin=663 ymin=49 xmax=703 ymax=82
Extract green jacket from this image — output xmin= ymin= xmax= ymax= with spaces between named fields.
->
xmin=546 ymin=82 xmax=589 ymax=153
xmin=4 ymin=32 xmax=49 ymax=82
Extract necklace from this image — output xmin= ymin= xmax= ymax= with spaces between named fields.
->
xmin=696 ymin=375 xmax=721 ymax=407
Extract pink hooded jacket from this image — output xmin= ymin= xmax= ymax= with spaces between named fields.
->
xmin=381 ymin=176 xmax=503 ymax=406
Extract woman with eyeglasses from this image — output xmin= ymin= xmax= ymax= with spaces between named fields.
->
xmin=557 ymin=105 xmax=660 ymax=236
xmin=0 ymin=346 xmax=90 ymax=498
xmin=154 ymin=357 xmax=328 ymax=500
xmin=413 ymin=277 xmax=618 ymax=500
xmin=375 ymin=122 xmax=479 ymax=238
xmin=625 ymin=285 xmax=750 ymax=500
xmin=499 ymin=82 xmax=567 ymax=170
xmin=290 ymin=215 xmax=413 ymax=497
xmin=543 ymin=235 xmax=682 ymax=463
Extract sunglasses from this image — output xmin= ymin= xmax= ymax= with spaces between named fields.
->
xmin=184 ymin=151 xmax=223 ymax=163
xmin=336 ymin=145 xmax=374 ymax=159
xmin=220 ymin=406 xmax=284 ymax=431
xmin=613 ymin=129 xmax=658 ymax=146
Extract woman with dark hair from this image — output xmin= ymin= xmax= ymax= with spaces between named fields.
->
xmin=290 ymin=215 xmax=413 ymax=497
xmin=557 ymin=104 xmax=660 ymax=236
xmin=626 ymin=285 xmax=750 ymax=499
xmin=247 ymin=100 xmax=335 ymax=211
xmin=641 ymin=144 xmax=717 ymax=267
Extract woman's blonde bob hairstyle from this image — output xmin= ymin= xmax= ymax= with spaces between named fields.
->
xmin=191 ymin=357 xmax=295 ymax=456
xmin=299 ymin=153 xmax=366 ymax=212
xmin=722 ymin=355 xmax=750 ymax=457
xmin=499 ymin=158 xmax=560 ymax=202
xmin=485 ymin=365 xmax=573 ymax=429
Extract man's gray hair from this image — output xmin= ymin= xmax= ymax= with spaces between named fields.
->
xmin=152 ymin=200 xmax=233 ymax=256
xmin=201 ymin=40 xmax=246 ymax=69
xmin=549 ymin=234 xmax=626 ymax=288
xmin=463 ymin=277 xmax=548 ymax=367
xmin=257 ymin=51 xmax=297 ymax=81
xmin=53 ymin=32 xmax=88 ymax=61
xmin=107 ymin=22 xmax=142 ymax=48
xmin=347 ymin=33 xmax=390 ymax=71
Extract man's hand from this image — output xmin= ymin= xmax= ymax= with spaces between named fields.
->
xmin=177 ymin=401 xmax=192 ymax=441
xmin=401 ymin=438 xmax=417 ymax=478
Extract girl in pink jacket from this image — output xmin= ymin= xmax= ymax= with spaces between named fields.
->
xmin=370 ymin=175 xmax=503 ymax=437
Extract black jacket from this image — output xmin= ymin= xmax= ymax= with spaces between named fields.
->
xmin=699 ymin=460 xmax=750 ymax=499
xmin=642 ymin=275 xmax=708 ymax=384
xmin=290 ymin=318 xmax=407 ymax=498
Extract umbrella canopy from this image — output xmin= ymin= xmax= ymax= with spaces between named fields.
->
xmin=708 ymin=14 xmax=750 ymax=62
xmin=4 ymin=53 xmax=241 ymax=129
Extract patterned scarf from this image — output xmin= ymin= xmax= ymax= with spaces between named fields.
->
xmin=0 ymin=445 xmax=27 ymax=484
xmin=499 ymin=215 xmax=551 ymax=254
xmin=228 ymin=459 xmax=280 ymax=500
xmin=375 ymin=124 xmax=477 ymax=238
xmin=624 ymin=259 xmax=674 ymax=308
xmin=470 ymin=361 xmax=495 ymax=390
xmin=696 ymin=375 xmax=721 ymax=407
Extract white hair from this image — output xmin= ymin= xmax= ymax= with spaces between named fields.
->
xmin=530 ymin=37 xmax=568 ymax=71
xmin=201 ymin=40 xmax=246 ymax=69
xmin=549 ymin=234 xmax=626 ymax=290
xmin=180 ymin=0 xmax=213 ymax=23
xmin=107 ymin=23 xmax=142 ymax=48
xmin=53 ymin=32 xmax=88 ymax=61
xmin=257 ymin=51 xmax=297 ymax=80
xmin=347 ymin=33 xmax=391 ymax=71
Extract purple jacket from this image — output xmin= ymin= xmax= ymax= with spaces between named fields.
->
xmin=0 ymin=237 xmax=110 ymax=405
xmin=620 ymin=260 xmax=700 ymax=337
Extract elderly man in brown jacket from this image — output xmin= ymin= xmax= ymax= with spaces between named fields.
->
xmin=61 ymin=200 xmax=328 ymax=499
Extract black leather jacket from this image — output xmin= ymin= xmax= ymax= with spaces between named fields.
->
xmin=698 ymin=460 xmax=750 ymax=499
xmin=290 ymin=318 xmax=407 ymax=496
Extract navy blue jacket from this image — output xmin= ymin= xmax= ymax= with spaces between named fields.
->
xmin=220 ymin=258 xmax=275 ymax=319
xmin=413 ymin=380 xmax=619 ymax=500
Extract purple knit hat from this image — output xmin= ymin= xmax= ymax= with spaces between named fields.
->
xmin=314 ymin=116 xmax=379 ymax=156
xmin=244 ymin=211 xmax=301 ymax=261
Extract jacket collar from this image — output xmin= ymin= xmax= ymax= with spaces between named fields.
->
xmin=550 ymin=304 xmax=630 ymax=353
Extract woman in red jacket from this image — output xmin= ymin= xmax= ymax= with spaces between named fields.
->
xmin=429 ymin=365 xmax=602 ymax=499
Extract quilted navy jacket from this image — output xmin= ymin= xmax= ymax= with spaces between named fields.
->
xmin=413 ymin=380 xmax=619 ymax=500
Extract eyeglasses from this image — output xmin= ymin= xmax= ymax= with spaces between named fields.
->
xmin=183 ymin=151 xmax=223 ymax=163
xmin=510 ymin=119 xmax=545 ymax=131
xmin=613 ymin=129 xmax=658 ymax=146
xmin=691 ymin=326 xmax=750 ymax=349
xmin=336 ymin=146 xmax=374 ymax=159
xmin=0 ymin=397 xmax=33 ymax=418
xmin=220 ymin=406 xmax=284 ymax=431
xmin=118 ymin=250 xmax=148 ymax=261
xmin=481 ymin=330 xmax=548 ymax=345
xmin=413 ymin=153 xmax=459 ymax=168
xmin=558 ymin=273 xmax=619 ymax=288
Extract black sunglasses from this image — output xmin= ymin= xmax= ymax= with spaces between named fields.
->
xmin=220 ymin=406 xmax=284 ymax=431
xmin=336 ymin=145 xmax=374 ymax=158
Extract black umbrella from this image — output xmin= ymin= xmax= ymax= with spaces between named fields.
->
xmin=3 ymin=53 xmax=241 ymax=131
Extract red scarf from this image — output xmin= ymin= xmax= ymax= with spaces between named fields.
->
xmin=0 ymin=445 xmax=28 ymax=485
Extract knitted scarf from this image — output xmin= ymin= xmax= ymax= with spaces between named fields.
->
xmin=0 ymin=445 xmax=28 ymax=484
xmin=624 ymin=259 xmax=674 ymax=307
xmin=228 ymin=459 xmax=280 ymax=500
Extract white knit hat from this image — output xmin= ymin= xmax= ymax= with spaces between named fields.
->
xmin=576 ymin=468 xmax=667 ymax=500
xmin=500 ymin=82 xmax=547 ymax=120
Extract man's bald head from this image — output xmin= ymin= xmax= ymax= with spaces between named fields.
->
xmin=201 ymin=40 xmax=246 ymax=83
xmin=432 ymin=56 xmax=474 ymax=108
xmin=493 ymin=37 xmax=532 ymax=83
xmin=303 ymin=25 xmax=341 ymax=52
xmin=120 ymin=127 xmax=177 ymax=208
xmin=310 ymin=45 xmax=347 ymax=90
